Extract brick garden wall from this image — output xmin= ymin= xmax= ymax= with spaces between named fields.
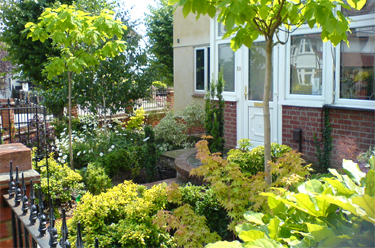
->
xmin=282 ymin=105 xmax=375 ymax=168
xmin=224 ymin=102 xmax=237 ymax=149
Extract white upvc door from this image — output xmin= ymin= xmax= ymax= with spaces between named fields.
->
xmin=237 ymin=42 xmax=279 ymax=147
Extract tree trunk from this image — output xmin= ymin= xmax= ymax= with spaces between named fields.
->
xmin=68 ymin=72 xmax=73 ymax=169
xmin=102 ymin=92 xmax=107 ymax=136
xmin=263 ymin=39 xmax=273 ymax=185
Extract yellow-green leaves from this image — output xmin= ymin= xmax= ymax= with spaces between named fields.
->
xmin=239 ymin=230 xmax=265 ymax=242
xmin=172 ymin=0 xmax=359 ymax=51
xmin=244 ymin=212 xmax=265 ymax=225
xmin=347 ymin=0 xmax=367 ymax=10
xmin=365 ymin=170 xmax=375 ymax=196
xmin=24 ymin=4 xmax=127 ymax=79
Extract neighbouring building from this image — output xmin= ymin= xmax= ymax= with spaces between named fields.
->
xmin=173 ymin=3 xmax=375 ymax=166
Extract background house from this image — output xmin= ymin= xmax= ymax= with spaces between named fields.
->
xmin=173 ymin=5 xmax=375 ymax=167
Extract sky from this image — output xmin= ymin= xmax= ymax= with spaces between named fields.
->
xmin=126 ymin=0 xmax=158 ymax=37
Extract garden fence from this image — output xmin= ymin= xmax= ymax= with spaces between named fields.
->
xmin=0 ymin=98 xmax=52 ymax=152
xmin=72 ymin=89 xmax=169 ymax=118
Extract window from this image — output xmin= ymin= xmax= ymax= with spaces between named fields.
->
xmin=194 ymin=47 xmax=210 ymax=92
xmin=248 ymin=42 xmax=273 ymax=101
xmin=290 ymin=33 xmax=323 ymax=95
xmin=339 ymin=26 xmax=375 ymax=101
xmin=218 ymin=44 xmax=235 ymax=92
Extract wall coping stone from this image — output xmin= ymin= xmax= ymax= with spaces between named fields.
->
xmin=0 ymin=143 xmax=32 ymax=173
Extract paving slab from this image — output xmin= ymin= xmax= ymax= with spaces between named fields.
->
xmin=163 ymin=148 xmax=197 ymax=159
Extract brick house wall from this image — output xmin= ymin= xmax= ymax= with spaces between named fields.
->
xmin=282 ymin=105 xmax=375 ymax=167
xmin=224 ymin=102 xmax=237 ymax=149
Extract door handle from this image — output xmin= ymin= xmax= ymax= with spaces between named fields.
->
xmin=244 ymin=86 xmax=247 ymax=100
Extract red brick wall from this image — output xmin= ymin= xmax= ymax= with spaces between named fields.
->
xmin=282 ymin=105 xmax=375 ymax=167
xmin=224 ymin=102 xmax=237 ymax=149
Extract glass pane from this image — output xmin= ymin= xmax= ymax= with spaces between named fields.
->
xmin=218 ymin=22 xmax=227 ymax=37
xmin=249 ymin=42 xmax=273 ymax=101
xmin=290 ymin=34 xmax=323 ymax=95
xmin=219 ymin=44 xmax=235 ymax=92
xmin=342 ymin=0 xmax=375 ymax=16
xmin=340 ymin=26 xmax=375 ymax=100
xmin=196 ymin=49 xmax=205 ymax=90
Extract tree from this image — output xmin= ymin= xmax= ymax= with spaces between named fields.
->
xmin=0 ymin=43 xmax=14 ymax=95
xmin=145 ymin=0 xmax=174 ymax=86
xmin=25 ymin=4 xmax=127 ymax=168
xmin=170 ymin=0 xmax=365 ymax=184
xmin=0 ymin=0 xmax=115 ymax=117
xmin=73 ymin=5 xmax=152 ymax=122
xmin=0 ymin=0 xmax=73 ymax=116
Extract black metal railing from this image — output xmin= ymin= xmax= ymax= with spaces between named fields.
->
xmin=0 ymin=98 xmax=52 ymax=152
xmin=5 ymin=161 xmax=100 ymax=248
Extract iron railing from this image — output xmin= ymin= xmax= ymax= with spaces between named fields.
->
xmin=0 ymin=98 xmax=52 ymax=152
xmin=5 ymin=161 xmax=100 ymax=248
xmin=74 ymin=89 xmax=169 ymax=118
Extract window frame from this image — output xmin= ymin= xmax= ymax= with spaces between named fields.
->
xmin=284 ymin=27 xmax=331 ymax=105
xmin=217 ymin=41 xmax=236 ymax=93
xmin=334 ymin=16 xmax=375 ymax=110
xmin=194 ymin=46 xmax=210 ymax=93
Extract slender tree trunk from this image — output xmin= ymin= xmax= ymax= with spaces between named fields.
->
xmin=102 ymin=92 xmax=107 ymax=136
xmin=263 ymin=39 xmax=273 ymax=185
xmin=68 ymin=71 xmax=73 ymax=169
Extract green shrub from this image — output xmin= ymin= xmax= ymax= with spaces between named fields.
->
xmin=63 ymin=181 xmax=175 ymax=248
xmin=191 ymin=139 xmax=311 ymax=231
xmin=126 ymin=107 xmax=145 ymax=130
xmin=207 ymin=160 xmax=375 ymax=247
xmin=227 ymin=141 xmax=292 ymax=176
xmin=81 ymin=163 xmax=112 ymax=195
xmin=179 ymin=101 xmax=205 ymax=135
xmin=179 ymin=183 xmax=230 ymax=239
xmin=205 ymin=72 xmax=225 ymax=153
xmin=98 ymin=148 xmax=142 ymax=178
xmin=154 ymin=111 xmax=187 ymax=149
xmin=152 ymin=81 xmax=167 ymax=90
xmin=33 ymin=149 xmax=84 ymax=205
xmin=143 ymin=125 xmax=159 ymax=182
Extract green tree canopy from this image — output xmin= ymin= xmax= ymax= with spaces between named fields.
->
xmin=145 ymin=0 xmax=174 ymax=86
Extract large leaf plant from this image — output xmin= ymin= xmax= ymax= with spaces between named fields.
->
xmin=208 ymin=160 xmax=375 ymax=247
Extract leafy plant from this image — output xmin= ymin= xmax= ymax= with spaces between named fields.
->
xmin=208 ymin=160 xmax=375 ymax=247
xmin=98 ymin=148 xmax=141 ymax=178
xmin=179 ymin=101 xmax=206 ymax=135
xmin=154 ymin=111 xmax=188 ymax=149
xmin=155 ymin=204 xmax=221 ymax=248
xmin=143 ymin=125 xmax=159 ymax=182
xmin=227 ymin=141 xmax=291 ymax=176
xmin=205 ymin=72 xmax=225 ymax=153
xmin=63 ymin=181 xmax=175 ymax=248
xmin=126 ymin=107 xmax=145 ymax=130
xmin=179 ymin=183 xmax=230 ymax=239
xmin=358 ymin=146 xmax=375 ymax=172
xmin=152 ymin=81 xmax=167 ymax=90
xmin=191 ymin=138 xmax=312 ymax=230
xmin=33 ymin=149 xmax=84 ymax=205
xmin=81 ymin=163 xmax=112 ymax=195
